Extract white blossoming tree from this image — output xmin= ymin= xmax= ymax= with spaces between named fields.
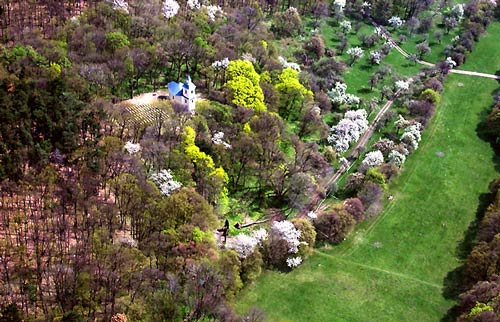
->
xmin=339 ymin=20 xmax=352 ymax=33
xmin=271 ymin=220 xmax=301 ymax=253
xmin=227 ymin=234 xmax=259 ymax=258
xmin=395 ymin=79 xmax=410 ymax=92
xmin=446 ymin=56 xmax=457 ymax=68
xmin=268 ymin=220 xmax=304 ymax=269
xmin=369 ymin=51 xmax=382 ymax=65
xmin=187 ymin=0 xmax=200 ymax=10
xmin=286 ymin=256 xmax=303 ymax=268
xmin=388 ymin=16 xmax=404 ymax=29
xmin=162 ymin=0 xmax=180 ymax=19
xmin=346 ymin=46 xmax=364 ymax=66
xmin=394 ymin=114 xmax=411 ymax=133
xmin=451 ymin=4 xmax=465 ymax=20
xmin=328 ymin=109 xmax=369 ymax=153
xmin=124 ymin=141 xmax=141 ymax=154
xmin=334 ymin=0 xmax=346 ymax=12
xmin=328 ymin=82 xmax=361 ymax=107
xmin=278 ymin=56 xmax=301 ymax=72
xmin=212 ymin=57 xmax=230 ymax=70
xmin=401 ymin=122 xmax=422 ymax=151
xmin=388 ymin=150 xmax=406 ymax=167
xmin=212 ymin=131 xmax=231 ymax=149
xmin=360 ymin=150 xmax=384 ymax=171
xmin=111 ymin=0 xmax=129 ymax=13
xmin=226 ymin=228 xmax=268 ymax=259
xmin=150 ymin=169 xmax=182 ymax=196
xmin=205 ymin=5 xmax=223 ymax=21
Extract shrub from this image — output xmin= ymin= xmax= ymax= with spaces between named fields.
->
xmin=357 ymin=182 xmax=383 ymax=208
xmin=419 ymin=88 xmax=441 ymax=105
xmin=292 ymin=217 xmax=317 ymax=258
xmin=409 ymin=99 xmax=435 ymax=126
xmin=343 ymin=198 xmax=365 ymax=222
xmin=365 ymin=167 xmax=388 ymax=190
xmin=314 ymin=209 xmax=355 ymax=244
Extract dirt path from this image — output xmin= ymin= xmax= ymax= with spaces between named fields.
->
xmin=368 ymin=16 xmax=500 ymax=80
xmin=304 ymin=17 xmax=500 ymax=215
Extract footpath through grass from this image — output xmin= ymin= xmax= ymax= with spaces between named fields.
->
xmin=236 ymin=23 xmax=500 ymax=322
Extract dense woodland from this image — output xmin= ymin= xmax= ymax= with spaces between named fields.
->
xmin=0 ymin=0 xmax=499 ymax=321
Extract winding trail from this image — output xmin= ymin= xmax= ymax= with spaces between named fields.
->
xmin=368 ymin=16 xmax=500 ymax=80
xmin=308 ymin=16 xmax=500 ymax=214
xmin=296 ymin=16 xmax=500 ymax=220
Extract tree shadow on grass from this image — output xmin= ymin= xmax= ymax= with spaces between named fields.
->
xmin=441 ymin=105 xmax=500 ymax=321
xmin=357 ymin=88 xmax=372 ymax=95
xmin=441 ymin=192 xmax=495 ymax=322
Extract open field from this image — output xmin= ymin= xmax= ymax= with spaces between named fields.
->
xmin=236 ymin=23 xmax=500 ymax=322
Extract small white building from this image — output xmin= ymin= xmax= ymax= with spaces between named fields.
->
xmin=167 ymin=75 xmax=196 ymax=113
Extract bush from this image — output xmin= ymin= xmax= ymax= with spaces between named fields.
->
xmin=378 ymin=163 xmax=400 ymax=182
xmin=409 ymin=99 xmax=435 ymax=126
xmin=264 ymin=234 xmax=289 ymax=269
xmin=240 ymin=249 xmax=263 ymax=284
xmin=357 ymin=182 xmax=383 ymax=208
xmin=292 ymin=218 xmax=316 ymax=258
xmin=365 ymin=167 xmax=387 ymax=190
xmin=314 ymin=208 xmax=355 ymax=244
xmin=419 ymin=88 xmax=441 ymax=105
xmin=343 ymin=198 xmax=365 ymax=222
xmin=424 ymin=77 xmax=443 ymax=93
xmin=272 ymin=7 xmax=302 ymax=38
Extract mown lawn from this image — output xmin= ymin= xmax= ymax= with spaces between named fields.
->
xmin=236 ymin=23 xmax=500 ymax=322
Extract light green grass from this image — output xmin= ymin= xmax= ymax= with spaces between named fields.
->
xmin=236 ymin=23 xmax=500 ymax=322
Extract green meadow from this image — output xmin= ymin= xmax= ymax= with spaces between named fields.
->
xmin=236 ymin=22 xmax=500 ymax=322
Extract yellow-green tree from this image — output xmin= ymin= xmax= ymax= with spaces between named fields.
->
xmin=274 ymin=67 xmax=313 ymax=120
xmin=182 ymin=126 xmax=228 ymax=202
xmin=225 ymin=60 xmax=266 ymax=112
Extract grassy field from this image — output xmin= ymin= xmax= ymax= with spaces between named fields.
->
xmin=236 ymin=23 xmax=500 ymax=322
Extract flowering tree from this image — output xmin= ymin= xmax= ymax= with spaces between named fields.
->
xmin=346 ymin=47 xmax=364 ymax=66
xmin=369 ymin=51 xmax=382 ymax=65
xmin=328 ymin=109 xmax=368 ymax=153
xmin=226 ymin=228 xmax=268 ymax=259
xmin=227 ymin=234 xmax=259 ymax=258
xmin=360 ymin=150 xmax=384 ymax=171
xmin=374 ymin=26 xmax=388 ymax=40
xmin=388 ymin=16 xmax=404 ymax=29
xmin=448 ymin=4 xmax=465 ymax=21
xmin=187 ymin=0 xmax=200 ymax=10
xmin=339 ymin=157 xmax=350 ymax=168
xmin=334 ymin=0 xmax=346 ymax=12
xmin=212 ymin=58 xmax=230 ymax=70
xmin=110 ymin=0 xmax=129 ymax=13
xmin=124 ymin=141 xmax=141 ymax=154
xmin=394 ymin=114 xmax=411 ymax=133
xmin=286 ymin=257 xmax=302 ymax=268
xmin=395 ymin=79 xmax=410 ymax=92
xmin=388 ymin=150 xmax=406 ymax=167
xmin=271 ymin=221 xmax=301 ymax=254
xmin=328 ymin=82 xmax=361 ymax=107
xmin=150 ymin=169 xmax=182 ymax=196
xmin=278 ymin=56 xmax=301 ymax=72
xmin=162 ymin=0 xmax=180 ymax=19
xmin=205 ymin=5 xmax=223 ymax=21
xmin=401 ymin=122 xmax=422 ymax=151
xmin=307 ymin=211 xmax=318 ymax=219
xmin=339 ymin=20 xmax=352 ymax=33
xmin=446 ymin=56 xmax=457 ymax=68
xmin=212 ymin=131 xmax=231 ymax=149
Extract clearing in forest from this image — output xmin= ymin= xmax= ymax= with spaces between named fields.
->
xmin=236 ymin=23 xmax=500 ymax=322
